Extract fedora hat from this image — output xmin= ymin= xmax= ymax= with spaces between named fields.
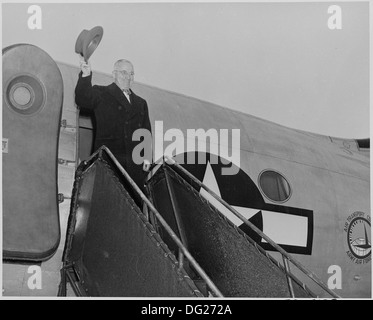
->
xmin=75 ymin=26 xmax=104 ymax=62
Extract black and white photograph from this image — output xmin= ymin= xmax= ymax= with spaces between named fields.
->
xmin=1 ymin=1 xmax=371 ymax=302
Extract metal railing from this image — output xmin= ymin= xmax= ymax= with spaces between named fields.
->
xmin=163 ymin=155 xmax=341 ymax=299
xmin=100 ymin=147 xmax=224 ymax=297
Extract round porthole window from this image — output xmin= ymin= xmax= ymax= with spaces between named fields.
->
xmin=5 ymin=74 xmax=46 ymax=116
xmin=259 ymin=170 xmax=292 ymax=203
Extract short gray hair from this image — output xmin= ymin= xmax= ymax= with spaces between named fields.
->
xmin=113 ymin=59 xmax=133 ymax=71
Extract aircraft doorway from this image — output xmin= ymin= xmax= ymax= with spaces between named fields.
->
xmin=78 ymin=113 xmax=94 ymax=162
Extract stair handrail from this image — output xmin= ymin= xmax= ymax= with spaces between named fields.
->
xmin=164 ymin=156 xmax=341 ymax=299
xmin=99 ymin=147 xmax=224 ymax=297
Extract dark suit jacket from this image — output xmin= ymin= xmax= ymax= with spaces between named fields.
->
xmin=75 ymin=72 xmax=152 ymax=190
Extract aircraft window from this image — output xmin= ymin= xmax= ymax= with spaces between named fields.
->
xmin=13 ymin=86 xmax=31 ymax=106
xmin=259 ymin=170 xmax=291 ymax=202
xmin=5 ymin=75 xmax=45 ymax=116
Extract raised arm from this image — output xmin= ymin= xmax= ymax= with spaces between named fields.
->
xmin=74 ymin=57 xmax=100 ymax=110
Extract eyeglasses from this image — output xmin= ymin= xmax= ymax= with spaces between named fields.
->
xmin=116 ymin=70 xmax=135 ymax=77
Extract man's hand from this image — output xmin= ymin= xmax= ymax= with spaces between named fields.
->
xmin=79 ymin=55 xmax=91 ymax=77
xmin=143 ymin=159 xmax=151 ymax=172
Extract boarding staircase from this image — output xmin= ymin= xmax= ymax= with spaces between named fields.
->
xmin=58 ymin=146 xmax=340 ymax=298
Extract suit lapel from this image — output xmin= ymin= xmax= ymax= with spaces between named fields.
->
xmin=129 ymin=90 xmax=139 ymax=107
xmin=108 ymin=83 xmax=131 ymax=108
xmin=127 ymin=90 xmax=139 ymax=118
xmin=108 ymin=83 xmax=140 ymax=119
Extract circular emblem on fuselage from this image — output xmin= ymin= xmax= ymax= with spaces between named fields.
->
xmin=344 ymin=212 xmax=371 ymax=264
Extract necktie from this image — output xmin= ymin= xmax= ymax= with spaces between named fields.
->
xmin=123 ymin=89 xmax=131 ymax=104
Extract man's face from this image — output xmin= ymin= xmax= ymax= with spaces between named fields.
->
xmin=114 ymin=62 xmax=134 ymax=90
